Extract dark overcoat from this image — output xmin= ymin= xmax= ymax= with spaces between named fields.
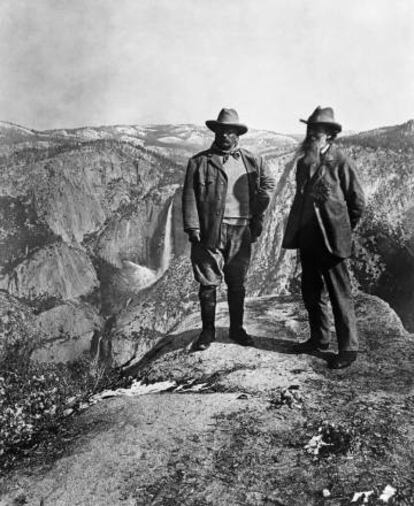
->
xmin=182 ymin=147 xmax=275 ymax=249
xmin=282 ymin=145 xmax=365 ymax=258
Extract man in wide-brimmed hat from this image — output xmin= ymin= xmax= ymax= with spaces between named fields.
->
xmin=183 ymin=108 xmax=275 ymax=351
xmin=283 ymin=106 xmax=365 ymax=369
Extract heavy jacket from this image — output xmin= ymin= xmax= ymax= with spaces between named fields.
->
xmin=182 ymin=147 xmax=275 ymax=249
xmin=282 ymin=144 xmax=365 ymax=258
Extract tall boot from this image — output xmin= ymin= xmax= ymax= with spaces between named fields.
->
xmin=228 ymin=287 xmax=253 ymax=347
xmin=191 ymin=285 xmax=216 ymax=351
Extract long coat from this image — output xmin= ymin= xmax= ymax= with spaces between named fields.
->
xmin=282 ymin=145 xmax=365 ymax=258
xmin=182 ymin=147 xmax=275 ymax=249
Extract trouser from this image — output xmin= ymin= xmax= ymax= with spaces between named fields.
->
xmin=198 ymin=285 xmax=216 ymax=331
xmin=191 ymin=223 xmax=252 ymax=331
xmin=190 ymin=223 xmax=252 ymax=289
xmin=299 ymin=226 xmax=358 ymax=352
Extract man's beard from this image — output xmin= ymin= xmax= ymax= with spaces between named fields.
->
xmin=299 ymin=137 xmax=324 ymax=166
xmin=214 ymin=134 xmax=239 ymax=152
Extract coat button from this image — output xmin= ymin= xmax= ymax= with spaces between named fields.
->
xmin=216 ymin=211 xmax=220 ymax=215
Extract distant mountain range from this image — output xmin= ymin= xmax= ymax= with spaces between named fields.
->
xmin=0 ymin=121 xmax=298 ymax=163
xmin=340 ymin=119 xmax=414 ymax=151
xmin=2 ymin=118 xmax=412 ymax=159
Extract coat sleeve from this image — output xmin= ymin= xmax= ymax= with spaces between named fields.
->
xmin=182 ymin=158 xmax=200 ymax=233
xmin=253 ymin=156 xmax=276 ymax=218
xmin=340 ymin=157 xmax=365 ymax=229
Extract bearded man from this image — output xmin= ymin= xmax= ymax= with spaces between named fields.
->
xmin=183 ymin=108 xmax=275 ymax=352
xmin=283 ymin=107 xmax=365 ymax=369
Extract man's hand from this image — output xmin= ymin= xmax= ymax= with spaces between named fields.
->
xmin=188 ymin=229 xmax=201 ymax=243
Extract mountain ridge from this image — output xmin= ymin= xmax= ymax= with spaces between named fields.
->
xmin=3 ymin=117 xmax=413 ymax=138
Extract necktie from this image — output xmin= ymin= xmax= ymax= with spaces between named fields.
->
xmin=223 ymin=150 xmax=240 ymax=163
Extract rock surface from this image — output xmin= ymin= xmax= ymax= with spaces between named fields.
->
xmin=0 ymin=291 xmax=41 ymax=358
xmin=1 ymin=293 xmax=413 ymax=505
xmin=31 ymin=302 xmax=103 ymax=363
xmin=0 ymin=242 xmax=99 ymax=302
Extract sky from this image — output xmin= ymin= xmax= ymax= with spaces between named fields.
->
xmin=0 ymin=0 xmax=413 ymax=133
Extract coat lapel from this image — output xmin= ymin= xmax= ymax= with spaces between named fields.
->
xmin=207 ymin=151 xmax=224 ymax=172
xmin=239 ymin=149 xmax=257 ymax=175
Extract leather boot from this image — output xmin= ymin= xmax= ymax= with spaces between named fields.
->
xmin=191 ymin=286 xmax=216 ymax=351
xmin=328 ymin=350 xmax=357 ymax=369
xmin=228 ymin=288 xmax=253 ymax=346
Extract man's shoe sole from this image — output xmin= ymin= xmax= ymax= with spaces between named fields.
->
xmin=190 ymin=342 xmax=212 ymax=352
xmin=190 ymin=335 xmax=215 ymax=352
xmin=328 ymin=357 xmax=357 ymax=369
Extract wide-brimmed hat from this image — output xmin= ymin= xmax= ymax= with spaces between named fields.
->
xmin=300 ymin=106 xmax=342 ymax=133
xmin=206 ymin=108 xmax=248 ymax=135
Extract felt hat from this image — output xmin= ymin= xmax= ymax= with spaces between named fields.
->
xmin=206 ymin=108 xmax=248 ymax=135
xmin=300 ymin=106 xmax=342 ymax=133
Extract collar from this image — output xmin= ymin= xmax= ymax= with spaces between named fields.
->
xmin=211 ymin=142 xmax=240 ymax=156
xmin=210 ymin=142 xmax=241 ymax=162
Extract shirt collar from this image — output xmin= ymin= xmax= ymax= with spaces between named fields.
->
xmin=210 ymin=142 xmax=241 ymax=161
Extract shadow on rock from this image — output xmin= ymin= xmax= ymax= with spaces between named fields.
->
xmin=124 ymin=326 xmax=338 ymax=378
xmin=123 ymin=329 xmax=198 ymax=377
xmin=250 ymin=334 xmax=336 ymax=364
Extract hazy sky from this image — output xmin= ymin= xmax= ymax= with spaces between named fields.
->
xmin=1 ymin=0 xmax=413 ymax=132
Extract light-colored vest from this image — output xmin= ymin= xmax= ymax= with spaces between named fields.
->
xmin=222 ymin=155 xmax=251 ymax=225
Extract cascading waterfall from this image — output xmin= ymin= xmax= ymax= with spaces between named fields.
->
xmin=119 ymin=197 xmax=174 ymax=292
xmin=159 ymin=197 xmax=173 ymax=274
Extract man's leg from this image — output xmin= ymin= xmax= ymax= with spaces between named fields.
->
xmin=227 ymin=286 xmax=249 ymax=339
xmin=323 ymin=257 xmax=358 ymax=353
xmin=223 ymin=225 xmax=253 ymax=346
xmin=193 ymin=285 xmax=216 ymax=350
xmin=190 ymin=242 xmax=224 ymax=351
xmin=298 ymin=248 xmax=331 ymax=349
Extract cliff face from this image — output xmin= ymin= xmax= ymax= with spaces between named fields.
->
xmin=339 ymin=139 xmax=414 ymax=331
xmin=1 ymin=120 xmax=413 ymax=366
xmin=31 ymin=302 xmax=103 ymax=363
xmin=1 ymin=242 xmax=98 ymax=302
xmin=0 ymin=291 xmax=41 ymax=359
xmin=246 ymin=153 xmax=299 ymax=296
xmin=0 ymin=127 xmax=189 ymax=361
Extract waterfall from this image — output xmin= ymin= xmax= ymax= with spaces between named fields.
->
xmin=118 ymin=260 xmax=158 ymax=292
xmin=118 ymin=197 xmax=174 ymax=293
xmin=159 ymin=198 xmax=173 ymax=273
